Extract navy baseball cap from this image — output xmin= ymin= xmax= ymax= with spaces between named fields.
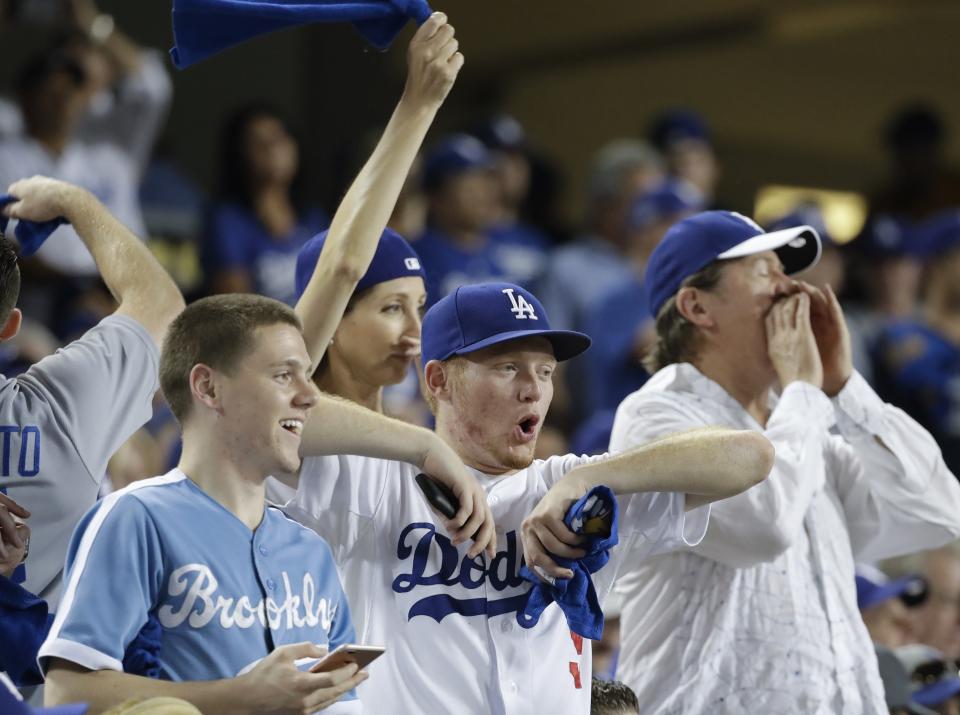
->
xmin=895 ymin=645 xmax=960 ymax=709
xmin=422 ymin=134 xmax=494 ymax=192
xmin=472 ymin=115 xmax=527 ymax=152
xmin=644 ymin=210 xmax=822 ymax=317
xmin=294 ymin=227 xmax=425 ymax=300
xmin=421 ymin=282 xmax=591 ymax=364
xmin=649 ymin=109 xmax=711 ymax=150
xmin=628 ymin=179 xmax=704 ymax=232
xmin=856 ymin=214 xmax=936 ymax=259
xmin=855 ymin=564 xmax=928 ymax=610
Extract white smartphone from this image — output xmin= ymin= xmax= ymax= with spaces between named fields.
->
xmin=310 ymin=644 xmax=385 ymax=673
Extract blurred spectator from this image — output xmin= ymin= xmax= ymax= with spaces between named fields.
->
xmin=871 ymin=213 xmax=960 ymax=471
xmin=582 ymin=179 xmax=703 ymax=414
xmin=590 ymin=678 xmax=640 ymax=715
xmin=202 ymin=103 xmax=326 ymax=305
xmin=648 ymin=108 xmax=721 ymax=207
xmin=416 ymin=133 xmax=547 ymax=303
xmin=539 ymin=139 xmax=664 ymax=332
xmin=870 ymin=104 xmax=960 ymax=222
xmin=876 ymin=645 xmax=940 ymax=715
xmin=856 ymin=563 xmax=927 ymax=649
xmin=472 ymin=113 xmax=552 ymax=256
xmin=884 ymin=544 xmax=960 ymax=660
xmin=0 ymin=1 xmax=171 ymax=278
xmin=897 ymin=644 xmax=960 ymax=715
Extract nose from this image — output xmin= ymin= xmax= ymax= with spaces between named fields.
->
xmin=771 ymin=273 xmax=797 ymax=299
xmin=517 ymin=369 xmax=542 ymax=403
xmin=294 ymin=373 xmax=320 ymax=411
xmin=403 ymin=305 xmax=422 ymax=341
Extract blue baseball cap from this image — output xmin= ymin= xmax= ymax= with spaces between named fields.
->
xmin=855 ymin=564 xmax=928 ymax=610
xmin=628 ymin=179 xmax=704 ymax=232
xmin=422 ymin=134 xmax=494 ymax=192
xmin=472 ymin=115 xmax=527 ymax=152
xmin=644 ymin=210 xmax=822 ymax=317
xmin=917 ymin=209 xmax=960 ymax=258
xmin=856 ymin=214 xmax=936 ymax=259
xmin=421 ymin=282 xmax=591 ymax=364
xmin=294 ymin=227 xmax=425 ymax=300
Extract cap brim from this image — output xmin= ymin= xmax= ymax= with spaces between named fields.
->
xmin=717 ymin=226 xmax=822 ymax=275
xmin=915 ymin=678 xmax=960 ymax=708
xmin=862 ymin=575 xmax=924 ymax=610
xmin=451 ymin=328 xmax=592 ymax=363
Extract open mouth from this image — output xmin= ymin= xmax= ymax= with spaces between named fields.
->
xmin=280 ymin=418 xmax=303 ymax=437
xmin=515 ymin=414 xmax=540 ymax=442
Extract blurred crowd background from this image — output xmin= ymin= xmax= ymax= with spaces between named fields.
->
xmin=3 ymin=1 xmax=960 ymax=712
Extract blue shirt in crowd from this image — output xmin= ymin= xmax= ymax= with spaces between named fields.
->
xmin=203 ymin=203 xmax=327 ymax=305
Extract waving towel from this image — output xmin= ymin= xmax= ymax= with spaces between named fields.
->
xmin=0 ymin=194 xmax=67 ymax=257
xmin=170 ymin=0 xmax=433 ymax=69
xmin=517 ymin=485 xmax=619 ymax=640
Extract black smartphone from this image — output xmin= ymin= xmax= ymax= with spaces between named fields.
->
xmin=415 ymin=473 xmax=459 ymax=519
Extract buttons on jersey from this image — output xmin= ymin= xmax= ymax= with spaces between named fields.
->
xmin=506 ymin=681 xmax=518 ymax=694
xmin=500 ymin=619 xmax=513 ymax=634
xmin=489 ymin=496 xmax=500 ymax=507
xmin=266 ymin=578 xmax=277 ymax=591
xmin=258 ymin=544 xmax=269 ymax=556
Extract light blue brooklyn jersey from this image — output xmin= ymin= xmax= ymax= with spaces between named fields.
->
xmin=39 ymin=469 xmax=359 ymax=712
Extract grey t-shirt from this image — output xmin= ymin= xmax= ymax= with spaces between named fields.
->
xmin=1 ymin=314 xmax=159 ymax=609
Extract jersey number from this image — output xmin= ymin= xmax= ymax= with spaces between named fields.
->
xmin=568 ymin=631 xmax=583 ymax=689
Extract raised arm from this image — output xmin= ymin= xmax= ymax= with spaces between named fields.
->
xmin=296 ymin=12 xmax=462 ymax=362
xmin=300 ymin=392 xmax=496 ymax=557
xmin=2 ymin=176 xmax=185 ymax=347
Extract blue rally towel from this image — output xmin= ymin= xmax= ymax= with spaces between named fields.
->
xmin=0 ymin=194 xmax=67 ymax=257
xmin=170 ymin=0 xmax=433 ymax=69
xmin=517 ymin=485 xmax=619 ymax=640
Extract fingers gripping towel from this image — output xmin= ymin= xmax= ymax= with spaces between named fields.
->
xmin=170 ymin=0 xmax=433 ymax=69
xmin=518 ymin=485 xmax=619 ymax=640
xmin=0 ymin=194 xmax=67 ymax=257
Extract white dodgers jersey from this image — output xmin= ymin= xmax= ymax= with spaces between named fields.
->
xmin=271 ymin=453 xmax=709 ymax=715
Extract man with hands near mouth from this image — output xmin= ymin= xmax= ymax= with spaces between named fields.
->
xmin=607 ymin=210 xmax=960 ymax=715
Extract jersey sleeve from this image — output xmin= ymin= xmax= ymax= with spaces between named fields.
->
xmin=38 ymin=494 xmax=164 ymax=673
xmin=16 ymin=315 xmax=159 ymax=483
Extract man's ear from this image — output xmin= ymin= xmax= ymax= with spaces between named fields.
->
xmin=675 ymin=287 xmax=716 ymax=330
xmin=0 ymin=308 xmax=22 ymax=342
xmin=424 ymin=359 xmax=452 ymax=404
xmin=188 ymin=364 xmax=222 ymax=415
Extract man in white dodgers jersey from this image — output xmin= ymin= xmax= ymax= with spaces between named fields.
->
xmin=0 ymin=176 xmax=184 ymax=611
xmin=38 ymin=294 xmax=402 ymax=714
xmin=278 ymin=280 xmax=775 ymax=715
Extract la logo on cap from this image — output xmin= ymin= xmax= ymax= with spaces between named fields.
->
xmin=502 ymin=287 xmax=538 ymax=320
xmin=404 ymin=257 xmax=421 ymax=270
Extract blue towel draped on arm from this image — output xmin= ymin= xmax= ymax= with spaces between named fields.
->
xmin=517 ymin=485 xmax=619 ymax=640
xmin=170 ymin=0 xmax=433 ymax=69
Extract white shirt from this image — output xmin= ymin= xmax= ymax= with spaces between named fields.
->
xmin=268 ymin=453 xmax=709 ymax=715
xmin=0 ymin=137 xmax=144 ymax=276
xmin=609 ymin=364 xmax=960 ymax=715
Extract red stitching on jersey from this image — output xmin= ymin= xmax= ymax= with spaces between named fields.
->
xmin=569 ymin=631 xmax=583 ymax=655
xmin=569 ymin=662 xmax=582 ymax=689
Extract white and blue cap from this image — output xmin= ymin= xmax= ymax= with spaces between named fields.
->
xmin=855 ymin=563 xmax=928 ymax=610
xmin=644 ymin=210 xmax=822 ymax=317
xmin=896 ymin=644 xmax=960 ymax=710
xmin=421 ymin=282 xmax=591 ymax=364
xmin=294 ymin=227 xmax=425 ymax=300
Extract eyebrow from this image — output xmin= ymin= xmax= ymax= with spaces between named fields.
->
xmin=269 ymin=358 xmax=313 ymax=372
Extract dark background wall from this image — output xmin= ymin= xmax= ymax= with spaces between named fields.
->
xmin=4 ymin=0 xmax=960 ymax=221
